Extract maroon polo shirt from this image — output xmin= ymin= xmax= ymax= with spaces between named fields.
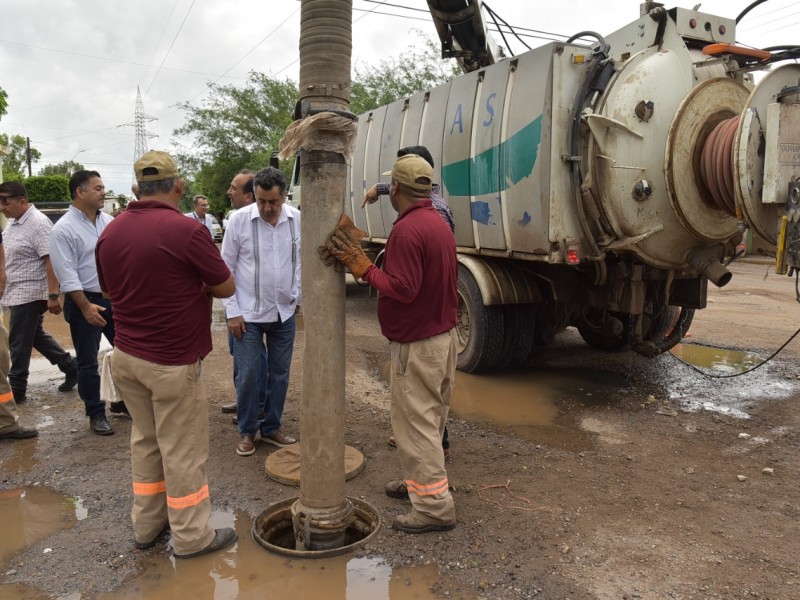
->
xmin=96 ymin=200 xmax=231 ymax=365
xmin=363 ymin=199 xmax=458 ymax=343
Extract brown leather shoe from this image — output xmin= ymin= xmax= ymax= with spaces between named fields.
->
xmin=261 ymin=430 xmax=297 ymax=448
xmin=236 ymin=434 xmax=256 ymax=456
xmin=392 ymin=513 xmax=456 ymax=534
xmin=221 ymin=402 xmax=237 ymax=414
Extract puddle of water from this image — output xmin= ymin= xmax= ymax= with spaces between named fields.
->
xmin=670 ymin=343 xmax=762 ymax=374
xmin=367 ymin=348 xmax=627 ymax=451
xmin=0 ymin=436 xmax=39 ymax=472
xmin=0 ymin=486 xmax=83 ymax=564
xmin=96 ymin=510 xmax=470 ymax=600
xmin=452 ymin=369 xmax=626 ymax=451
xmin=664 ymin=343 xmax=798 ymax=418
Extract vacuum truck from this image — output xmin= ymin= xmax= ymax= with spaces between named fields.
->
xmin=330 ymin=1 xmax=800 ymax=372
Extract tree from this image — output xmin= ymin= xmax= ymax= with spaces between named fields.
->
xmin=39 ymin=160 xmax=86 ymax=178
xmin=350 ymin=33 xmax=461 ymax=115
xmin=172 ymin=36 xmax=458 ymax=212
xmin=0 ymin=86 xmax=7 ymax=121
xmin=23 ymin=175 xmax=70 ymax=202
xmin=172 ymin=72 xmax=297 ymax=213
xmin=0 ymin=133 xmax=41 ymax=178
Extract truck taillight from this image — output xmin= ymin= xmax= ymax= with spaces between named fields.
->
xmin=566 ymin=243 xmax=580 ymax=265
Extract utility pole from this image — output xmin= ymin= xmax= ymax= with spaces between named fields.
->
xmin=26 ymin=137 xmax=32 ymax=177
xmin=290 ymin=0 xmax=356 ymax=550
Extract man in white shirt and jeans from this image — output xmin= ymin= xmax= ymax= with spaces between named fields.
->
xmin=221 ymin=167 xmax=300 ymax=456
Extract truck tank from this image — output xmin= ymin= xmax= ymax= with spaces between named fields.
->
xmin=337 ymin=5 xmax=800 ymax=373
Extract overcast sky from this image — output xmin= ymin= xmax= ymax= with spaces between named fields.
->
xmin=0 ymin=0 xmax=796 ymax=197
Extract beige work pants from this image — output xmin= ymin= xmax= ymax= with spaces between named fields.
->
xmin=0 ymin=316 xmax=21 ymax=434
xmin=111 ymin=349 xmax=215 ymax=555
xmin=390 ymin=328 xmax=457 ymax=524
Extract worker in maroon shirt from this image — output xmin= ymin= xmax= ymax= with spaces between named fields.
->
xmin=323 ymin=154 xmax=458 ymax=533
xmin=96 ymin=150 xmax=238 ymax=559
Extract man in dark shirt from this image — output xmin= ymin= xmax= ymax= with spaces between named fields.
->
xmin=324 ymin=154 xmax=458 ymax=533
xmin=96 ymin=150 xmax=238 ymax=559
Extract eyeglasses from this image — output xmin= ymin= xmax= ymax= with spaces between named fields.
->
xmin=0 ymin=195 xmax=21 ymax=204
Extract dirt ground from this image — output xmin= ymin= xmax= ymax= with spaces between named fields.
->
xmin=2 ymin=257 xmax=800 ymax=599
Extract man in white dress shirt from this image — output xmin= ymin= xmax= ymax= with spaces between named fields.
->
xmin=221 ymin=167 xmax=300 ymax=457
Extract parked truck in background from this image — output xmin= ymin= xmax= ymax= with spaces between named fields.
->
xmin=292 ymin=1 xmax=800 ymax=373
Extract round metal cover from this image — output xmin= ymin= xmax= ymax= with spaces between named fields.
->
xmin=665 ymin=77 xmax=746 ymax=242
xmin=734 ymin=64 xmax=800 ymax=246
xmin=265 ymin=444 xmax=365 ymax=486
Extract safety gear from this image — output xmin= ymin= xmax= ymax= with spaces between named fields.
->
xmin=318 ymin=214 xmax=369 ymax=274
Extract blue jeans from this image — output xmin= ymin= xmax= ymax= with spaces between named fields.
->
xmin=227 ymin=330 xmax=266 ymax=412
xmin=64 ymin=293 xmax=115 ymax=418
xmin=233 ymin=316 xmax=295 ymax=437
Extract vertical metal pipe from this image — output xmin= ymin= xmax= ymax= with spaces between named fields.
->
xmin=292 ymin=0 xmax=353 ymax=550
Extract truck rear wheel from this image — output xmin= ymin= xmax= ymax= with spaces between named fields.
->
xmin=497 ymin=305 xmax=536 ymax=370
xmin=456 ymin=265 xmax=504 ymax=373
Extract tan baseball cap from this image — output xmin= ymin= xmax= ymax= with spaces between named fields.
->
xmin=134 ymin=150 xmax=179 ymax=183
xmin=382 ymin=154 xmax=432 ymax=192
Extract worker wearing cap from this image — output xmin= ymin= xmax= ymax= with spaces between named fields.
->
xmin=96 ymin=150 xmax=238 ymax=558
xmin=322 ymin=154 xmax=458 ymax=533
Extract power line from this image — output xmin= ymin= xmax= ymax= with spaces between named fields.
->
xmin=142 ymin=0 xmax=198 ymax=100
xmin=0 ymin=38 xmax=244 ymax=81
xmin=138 ymin=0 xmax=180 ymax=89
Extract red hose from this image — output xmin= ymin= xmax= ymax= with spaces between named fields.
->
xmin=700 ymin=115 xmax=740 ymax=217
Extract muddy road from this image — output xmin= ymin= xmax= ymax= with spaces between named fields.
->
xmin=1 ymin=258 xmax=799 ymax=599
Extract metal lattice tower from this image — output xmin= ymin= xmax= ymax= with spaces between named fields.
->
xmin=127 ymin=87 xmax=158 ymax=163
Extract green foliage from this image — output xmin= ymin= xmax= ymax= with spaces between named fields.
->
xmin=350 ymin=33 xmax=461 ymax=115
xmin=0 ymin=86 xmax=7 ymax=121
xmin=0 ymin=133 xmax=41 ymax=178
xmin=23 ymin=175 xmax=70 ymax=202
xmin=39 ymin=160 xmax=85 ymax=177
xmin=172 ymin=71 xmax=297 ymax=213
xmin=172 ymin=36 xmax=458 ymax=208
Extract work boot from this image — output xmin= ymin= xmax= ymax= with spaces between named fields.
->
xmin=58 ymin=359 xmax=78 ymax=392
xmin=236 ymin=434 xmax=256 ymax=456
xmin=12 ymin=388 xmax=27 ymax=404
xmin=90 ymin=415 xmax=114 ymax=436
xmin=385 ymin=479 xmax=409 ymax=500
xmin=134 ymin=523 xmax=170 ymax=550
xmin=392 ymin=513 xmax=456 ymax=534
xmin=173 ymin=528 xmax=238 ymax=559
xmin=0 ymin=426 xmax=39 ymax=440
xmin=221 ymin=402 xmax=237 ymax=413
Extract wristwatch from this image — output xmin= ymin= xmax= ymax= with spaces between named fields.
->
xmin=48 ymin=293 xmax=59 ymax=300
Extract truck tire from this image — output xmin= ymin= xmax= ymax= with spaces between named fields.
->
xmin=576 ymin=309 xmax=631 ymax=352
xmin=497 ymin=305 xmax=536 ymax=370
xmin=456 ymin=265 xmax=504 ymax=373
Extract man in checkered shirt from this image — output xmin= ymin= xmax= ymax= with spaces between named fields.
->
xmin=0 ymin=181 xmax=77 ymax=405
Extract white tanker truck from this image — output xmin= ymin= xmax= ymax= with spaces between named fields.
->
xmin=330 ymin=1 xmax=800 ymax=373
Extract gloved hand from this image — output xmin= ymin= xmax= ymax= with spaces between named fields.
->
xmin=318 ymin=214 xmax=368 ymax=270
xmin=326 ymin=230 xmax=374 ymax=279
xmin=317 ymin=215 xmax=372 ymax=279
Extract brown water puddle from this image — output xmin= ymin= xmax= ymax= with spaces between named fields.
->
xmin=0 ymin=486 xmax=84 ymax=565
xmin=0 ymin=504 xmax=469 ymax=599
xmin=670 ymin=343 xmax=761 ymax=374
xmin=0 ymin=436 xmax=39 ymax=473
xmin=92 ymin=510 xmax=468 ymax=600
xmin=368 ymin=350 xmax=626 ymax=452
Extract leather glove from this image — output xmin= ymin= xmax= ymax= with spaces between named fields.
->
xmin=322 ymin=229 xmax=373 ymax=279
xmin=318 ymin=214 xmax=368 ymax=270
